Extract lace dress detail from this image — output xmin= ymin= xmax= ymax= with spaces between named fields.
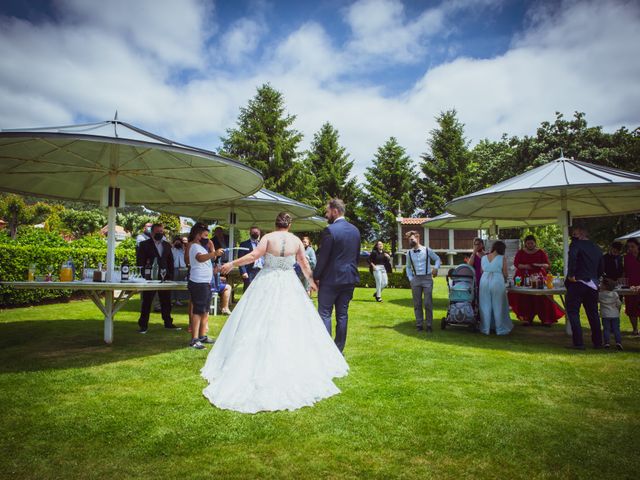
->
xmin=201 ymin=253 xmax=349 ymax=414
xmin=262 ymin=252 xmax=295 ymax=271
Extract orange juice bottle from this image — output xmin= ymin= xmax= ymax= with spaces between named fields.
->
xmin=546 ymin=273 xmax=554 ymax=289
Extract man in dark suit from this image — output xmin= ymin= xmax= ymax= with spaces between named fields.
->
xmin=136 ymin=223 xmax=179 ymax=333
xmin=314 ymin=198 xmax=361 ymax=352
xmin=565 ymin=223 xmax=604 ymax=349
xmin=238 ymin=226 xmax=263 ymax=292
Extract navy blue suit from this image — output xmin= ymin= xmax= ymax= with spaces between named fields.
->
xmin=314 ymin=218 xmax=361 ymax=352
xmin=238 ymin=239 xmax=261 ymax=292
xmin=566 ymin=237 xmax=604 ymax=348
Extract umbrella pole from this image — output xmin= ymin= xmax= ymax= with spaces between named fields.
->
xmin=558 ymin=209 xmax=572 ymax=336
xmin=106 ymin=205 xmax=117 ymax=282
xmin=104 ymin=204 xmax=117 ymax=344
xmin=228 ymin=210 xmax=237 ymax=261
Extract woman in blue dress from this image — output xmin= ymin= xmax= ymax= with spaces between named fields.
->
xmin=479 ymin=240 xmax=513 ymax=335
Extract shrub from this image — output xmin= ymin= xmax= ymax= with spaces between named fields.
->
xmin=356 ymin=268 xmax=410 ymax=289
xmin=0 ymin=245 xmax=135 ymax=307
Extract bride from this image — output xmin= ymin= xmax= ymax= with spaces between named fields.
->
xmin=201 ymin=212 xmax=349 ymax=413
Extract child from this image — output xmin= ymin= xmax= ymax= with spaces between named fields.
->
xmin=599 ymin=278 xmax=623 ymax=350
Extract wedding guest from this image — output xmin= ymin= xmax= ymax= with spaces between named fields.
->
xmin=508 ymin=235 xmax=563 ymax=326
xmin=188 ymin=224 xmax=223 ymax=349
xmin=565 ymin=224 xmax=603 ymax=350
xmin=299 ymin=236 xmax=317 ymax=295
xmin=466 ymin=237 xmax=485 ymax=288
xmin=479 ymin=240 xmax=513 ymax=335
xmin=136 ymin=223 xmax=178 ymax=333
xmin=603 ymin=241 xmax=624 ymax=281
xmin=171 ymin=236 xmax=189 ymax=306
xmin=212 ymin=264 xmax=233 ymax=315
xmin=599 ymin=278 xmax=623 ymax=350
xmin=405 ymin=230 xmax=441 ymax=332
xmin=135 ymin=222 xmax=153 ymax=248
xmin=212 ymin=227 xmax=229 ymax=250
xmin=623 ymin=238 xmax=640 ymax=335
xmin=238 ymin=226 xmax=264 ymax=292
xmin=369 ymin=240 xmax=392 ymax=302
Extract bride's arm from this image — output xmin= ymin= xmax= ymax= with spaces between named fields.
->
xmin=296 ymin=241 xmax=317 ymax=291
xmin=220 ymin=236 xmax=268 ymax=274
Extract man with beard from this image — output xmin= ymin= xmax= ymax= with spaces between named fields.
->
xmin=313 ymin=199 xmax=361 ymax=353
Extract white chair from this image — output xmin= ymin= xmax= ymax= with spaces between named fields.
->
xmin=209 ymin=291 xmax=219 ymax=316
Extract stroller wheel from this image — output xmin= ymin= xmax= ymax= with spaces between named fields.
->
xmin=441 ymin=318 xmax=447 ymax=330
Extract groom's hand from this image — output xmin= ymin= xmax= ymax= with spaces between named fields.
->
xmin=309 ymin=279 xmax=318 ymax=292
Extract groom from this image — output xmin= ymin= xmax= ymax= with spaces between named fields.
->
xmin=314 ymin=198 xmax=361 ymax=352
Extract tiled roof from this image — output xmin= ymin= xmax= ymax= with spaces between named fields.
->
xmin=399 ymin=218 xmax=430 ymax=225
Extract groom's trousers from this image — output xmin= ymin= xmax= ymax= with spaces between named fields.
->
xmin=318 ymin=283 xmax=355 ymax=352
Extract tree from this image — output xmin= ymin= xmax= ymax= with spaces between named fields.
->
xmin=304 ymin=122 xmax=368 ymax=232
xmin=117 ymin=212 xmax=155 ymax=235
xmin=220 ymin=83 xmax=315 ymax=202
xmin=157 ymin=214 xmax=181 ymax=239
xmin=419 ymin=110 xmax=472 ymax=216
xmin=305 ymin=123 xmax=357 ymax=204
xmin=362 ymin=137 xmax=416 ymax=251
xmin=59 ymin=209 xmax=106 ymax=238
xmin=0 ymin=194 xmax=51 ymax=239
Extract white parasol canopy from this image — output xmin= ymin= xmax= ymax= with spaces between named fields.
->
xmin=616 ymin=229 xmax=640 ymax=241
xmin=149 ymin=188 xmax=317 ymax=254
xmin=423 ymin=212 xmax=556 ymax=230
xmin=0 ymin=119 xmax=263 ymax=343
xmin=446 ymin=156 xmax=640 ymax=272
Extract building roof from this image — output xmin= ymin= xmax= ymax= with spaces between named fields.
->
xmin=399 ymin=217 xmax=430 ymax=225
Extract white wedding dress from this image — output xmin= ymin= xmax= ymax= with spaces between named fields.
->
xmin=201 ymin=252 xmax=349 ymax=413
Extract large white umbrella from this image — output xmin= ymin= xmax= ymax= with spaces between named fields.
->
xmin=0 ymin=119 xmax=263 ymax=273
xmin=423 ymin=212 xmax=556 ymax=232
xmin=0 ymin=119 xmax=263 ymax=342
xmin=446 ymin=156 xmax=640 ymax=272
xmin=149 ymin=188 xmax=317 ymax=255
xmin=252 ymin=215 xmax=327 ymax=233
xmin=616 ymin=229 xmax=640 ymax=241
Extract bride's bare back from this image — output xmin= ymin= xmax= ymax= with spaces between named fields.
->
xmin=263 ymin=231 xmax=304 ymax=257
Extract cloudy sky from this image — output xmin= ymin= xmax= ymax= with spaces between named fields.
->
xmin=0 ymin=0 xmax=638 ymax=180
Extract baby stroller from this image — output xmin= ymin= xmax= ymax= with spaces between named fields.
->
xmin=441 ymin=264 xmax=479 ymax=331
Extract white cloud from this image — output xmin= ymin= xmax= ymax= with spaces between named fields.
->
xmin=0 ymin=0 xmax=638 ymax=186
xmin=55 ymin=0 xmax=214 ymax=68
xmin=219 ymin=18 xmax=266 ymax=65
xmin=344 ymin=0 xmax=445 ymax=63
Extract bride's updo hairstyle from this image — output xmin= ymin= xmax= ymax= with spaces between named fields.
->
xmin=275 ymin=212 xmax=292 ymax=229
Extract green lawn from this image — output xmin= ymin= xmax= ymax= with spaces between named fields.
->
xmin=1 ymin=279 xmax=639 ymax=479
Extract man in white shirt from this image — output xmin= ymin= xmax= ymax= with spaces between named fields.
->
xmin=405 ymin=230 xmax=442 ymax=332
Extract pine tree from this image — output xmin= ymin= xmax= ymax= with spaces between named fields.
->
xmin=362 ymin=137 xmax=416 ymax=251
xmin=419 ymin=109 xmax=471 ymax=216
xmin=220 ymin=84 xmax=315 ymax=202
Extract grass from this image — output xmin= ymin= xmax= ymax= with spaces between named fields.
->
xmin=1 ymin=278 xmax=639 ymax=479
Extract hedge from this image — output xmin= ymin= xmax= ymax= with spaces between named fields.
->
xmin=0 ymin=245 xmax=135 ymax=307
xmin=1 ymin=251 xmax=411 ymax=307
xmin=356 ymin=268 xmax=411 ymax=289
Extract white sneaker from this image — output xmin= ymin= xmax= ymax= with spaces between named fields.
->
xmin=221 ymin=308 xmax=232 ymax=315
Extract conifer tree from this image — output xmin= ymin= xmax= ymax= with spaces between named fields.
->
xmin=362 ymin=137 xmax=416 ymax=251
xmin=220 ymin=84 xmax=316 ymax=202
xmin=419 ymin=109 xmax=471 ymax=216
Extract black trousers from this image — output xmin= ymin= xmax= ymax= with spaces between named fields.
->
xmin=138 ymin=290 xmax=173 ymax=329
xmin=566 ymin=281 xmax=602 ymax=347
xmin=242 ymin=268 xmax=260 ymax=292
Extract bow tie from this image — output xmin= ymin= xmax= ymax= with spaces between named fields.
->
xmin=413 ymin=249 xmax=420 ymax=253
